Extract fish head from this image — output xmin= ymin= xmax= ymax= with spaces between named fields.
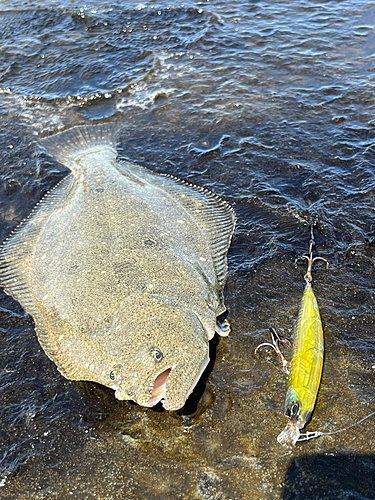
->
xmin=105 ymin=293 xmax=210 ymax=411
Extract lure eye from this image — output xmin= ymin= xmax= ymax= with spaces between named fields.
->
xmin=291 ymin=403 xmax=299 ymax=416
xmin=288 ymin=402 xmax=301 ymax=420
xmin=149 ymin=346 xmax=163 ymax=362
xmin=286 ymin=401 xmax=301 ymax=420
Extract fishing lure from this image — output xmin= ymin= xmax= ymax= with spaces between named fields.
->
xmin=256 ymin=227 xmax=328 ymax=445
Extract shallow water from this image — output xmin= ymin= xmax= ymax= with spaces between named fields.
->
xmin=0 ymin=0 xmax=375 ymax=498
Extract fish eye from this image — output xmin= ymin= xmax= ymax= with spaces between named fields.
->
xmin=149 ymin=346 xmax=163 ymax=362
xmin=109 ymin=364 xmax=123 ymax=382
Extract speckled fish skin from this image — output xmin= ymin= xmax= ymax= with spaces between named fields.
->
xmin=0 ymin=124 xmax=235 ymax=411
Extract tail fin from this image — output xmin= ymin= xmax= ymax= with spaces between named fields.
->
xmin=39 ymin=122 xmax=121 ymax=169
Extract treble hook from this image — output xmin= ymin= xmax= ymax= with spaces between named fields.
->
xmin=295 ymin=225 xmax=329 ymax=285
xmin=254 ymin=328 xmax=291 ymax=374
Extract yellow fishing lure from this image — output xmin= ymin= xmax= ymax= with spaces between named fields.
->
xmin=256 ymin=228 xmax=328 ymax=446
xmin=277 ymin=281 xmax=324 ymax=445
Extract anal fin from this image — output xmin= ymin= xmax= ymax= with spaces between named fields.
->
xmin=0 ymin=174 xmax=75 ymax=315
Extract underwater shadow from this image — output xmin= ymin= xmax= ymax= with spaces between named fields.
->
xmin=281 ymin=453 xmax=375 ymax=500
xmin=177 ymin=333 xmax=219 ymax=417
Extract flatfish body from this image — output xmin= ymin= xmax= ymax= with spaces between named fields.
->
xmin=0 ymin=124 xmax=235 ymax=410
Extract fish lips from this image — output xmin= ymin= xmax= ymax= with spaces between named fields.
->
xmin=146 ymin=367 xmax=172 ymax=407
xmin=146 ymin=349 xmax=210 ymax=411
xmin=112 ymin=365 xmax=171 ymax=407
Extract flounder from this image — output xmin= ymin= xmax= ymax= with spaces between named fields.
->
xmin=0 ymin=124 xmax=235 ymax=410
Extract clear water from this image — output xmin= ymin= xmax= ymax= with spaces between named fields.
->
xmin=0 ymin=0 xmax=375 ymax=498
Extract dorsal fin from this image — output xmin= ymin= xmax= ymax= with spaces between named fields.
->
xmin=158 ymin=173 xmax=236 ymax=289
xmin=0 ymin=174 xmax=75 ymax=314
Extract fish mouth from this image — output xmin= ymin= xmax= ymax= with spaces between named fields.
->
xmin=144 ymin=350 xmax=210 ymax=410
xmin=147 ymin=368 xmax=172 ymax=406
